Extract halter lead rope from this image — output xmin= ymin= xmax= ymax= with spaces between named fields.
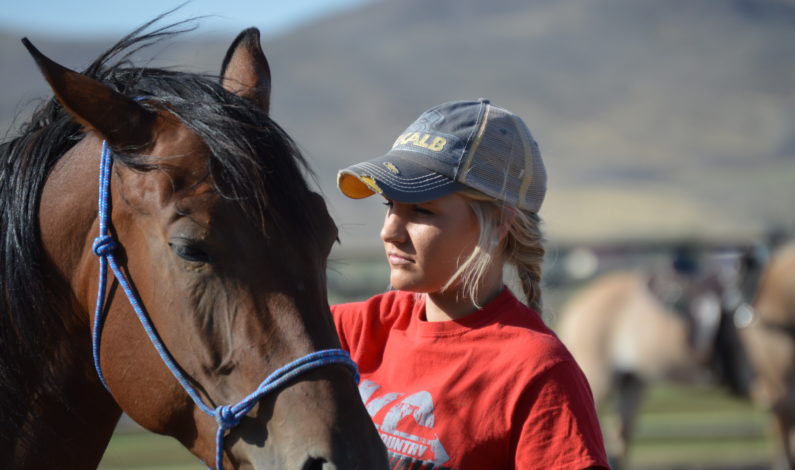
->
xmin=91 ymin=141 xmax=359 ymax=470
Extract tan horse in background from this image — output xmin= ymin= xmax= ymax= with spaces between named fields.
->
xmin=742 ymin=240 xmax=795 ymax=470
xmin=557 ymin=254 xmax=754 ymax=469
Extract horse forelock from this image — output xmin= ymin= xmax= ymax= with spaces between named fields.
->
xmin=139 ymin=82 xmax=321 ymax=238
xmin=94 ymin=58 xmax=323 ymax=245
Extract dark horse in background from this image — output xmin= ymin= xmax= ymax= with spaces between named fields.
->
xmin=557 ymin=245 xmax=757 ymax=469
xmin=0 ymin=18 xmax=387 ymax=469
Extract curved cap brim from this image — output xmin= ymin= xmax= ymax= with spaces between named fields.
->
xmin=337 ymin=153 xmax=467 ymax=203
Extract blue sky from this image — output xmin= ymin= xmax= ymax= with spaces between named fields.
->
xmin=0 ymin=0 xmax=373 ymax=37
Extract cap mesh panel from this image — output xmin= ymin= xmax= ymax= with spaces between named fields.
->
xmin=459 ymin=106 xmax=546 ymax=211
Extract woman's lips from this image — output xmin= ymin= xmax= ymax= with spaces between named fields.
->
xmin=387 ymin=253 xmax=413 ymax=265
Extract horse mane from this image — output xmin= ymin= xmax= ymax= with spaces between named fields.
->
xmin=0 ymin=17 xmax=321 ymax=438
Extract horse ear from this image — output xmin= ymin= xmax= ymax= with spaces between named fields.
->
xmin=220 ymin=28 xmax=271 ymax=113
xmin=21 ymin=38 xmax=155 ymax=148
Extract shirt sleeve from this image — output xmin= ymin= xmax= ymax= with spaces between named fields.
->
xmin=330 ymin=294 xmax=401 ymax=373
xmin=514 ymin=360 xmax=610 ymax=470
xmin=330 ymin=302 xmax=359 ymax=353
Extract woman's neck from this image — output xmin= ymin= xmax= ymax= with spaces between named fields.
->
xmin=424 ymin=277 xmax=504 ymax=322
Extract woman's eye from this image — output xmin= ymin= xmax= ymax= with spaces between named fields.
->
xmin=169 ymin=242 xmax=212 ymax=264
xmin=414 ymin=206 xmax=434 ymax=215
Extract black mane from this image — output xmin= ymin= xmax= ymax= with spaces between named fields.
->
xmin=0 ymin=18 xmax=319 ymax=439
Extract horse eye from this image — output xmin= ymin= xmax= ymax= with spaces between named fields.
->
xmin=169 ymin=241 xmax=212 ymax=264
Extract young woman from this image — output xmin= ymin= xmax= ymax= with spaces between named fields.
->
xmin=333 ymin=99 xmax=609 ymax=470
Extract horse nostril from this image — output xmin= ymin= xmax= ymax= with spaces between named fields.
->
xmin=301 ymin=457 xmax=329 ymax=470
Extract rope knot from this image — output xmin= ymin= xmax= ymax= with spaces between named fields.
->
xmin=92 ymin=235 xmax=118 ymax=257
xmin=215 ymin=405 xmax=242 ymax=430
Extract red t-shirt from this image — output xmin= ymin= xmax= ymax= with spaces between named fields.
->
xmin=332 ymin=288 xmax=609 ymax=470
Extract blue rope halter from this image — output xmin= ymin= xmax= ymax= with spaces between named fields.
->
xmin=91 ymin=141 xmax=359 ymax=470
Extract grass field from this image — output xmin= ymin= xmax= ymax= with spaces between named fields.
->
xmin=610 ymin=384 xmax=773 ymax=469
xmin=97 ymin=383 xmax=776 ymax=470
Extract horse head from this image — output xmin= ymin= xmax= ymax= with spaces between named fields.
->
xmin=12 ymin=26 xmax=386 ymax=469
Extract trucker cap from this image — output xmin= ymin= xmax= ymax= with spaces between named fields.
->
xmin=337 ymin=99 xmax=546 ymax=212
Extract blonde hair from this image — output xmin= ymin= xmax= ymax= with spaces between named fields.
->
xmin=442 ymin=189 xmax=545 ymax=312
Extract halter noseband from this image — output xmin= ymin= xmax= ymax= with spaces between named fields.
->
xmin=91 ymin=141 xmax=359 ymax=470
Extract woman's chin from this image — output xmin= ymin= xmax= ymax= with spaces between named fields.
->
xmin=389 ymin=272 xmax=419 ymax=292
xmin=389 ymin=275 xmax=443 ymax=295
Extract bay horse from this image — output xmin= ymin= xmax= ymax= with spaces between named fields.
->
xmin=0 ymin=20 xmax=387 ymax=470
xmin=741 ymin=240 xmax=795 ymax=470
xmin=556 ymin=249 xmax=756 ymax=469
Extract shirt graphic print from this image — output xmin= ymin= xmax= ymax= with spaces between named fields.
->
xmin=360 ymin=379 xmax=455 ymax=470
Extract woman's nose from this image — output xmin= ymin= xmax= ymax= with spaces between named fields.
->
xmin=380 ymin=211 xmax=406 ymax=244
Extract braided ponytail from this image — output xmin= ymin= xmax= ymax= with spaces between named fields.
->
xmin=504 ymin=210 xmax=545 ymax=312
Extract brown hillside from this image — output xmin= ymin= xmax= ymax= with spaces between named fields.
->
xmin=2 ymin=0 xmax=794 ymax=250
